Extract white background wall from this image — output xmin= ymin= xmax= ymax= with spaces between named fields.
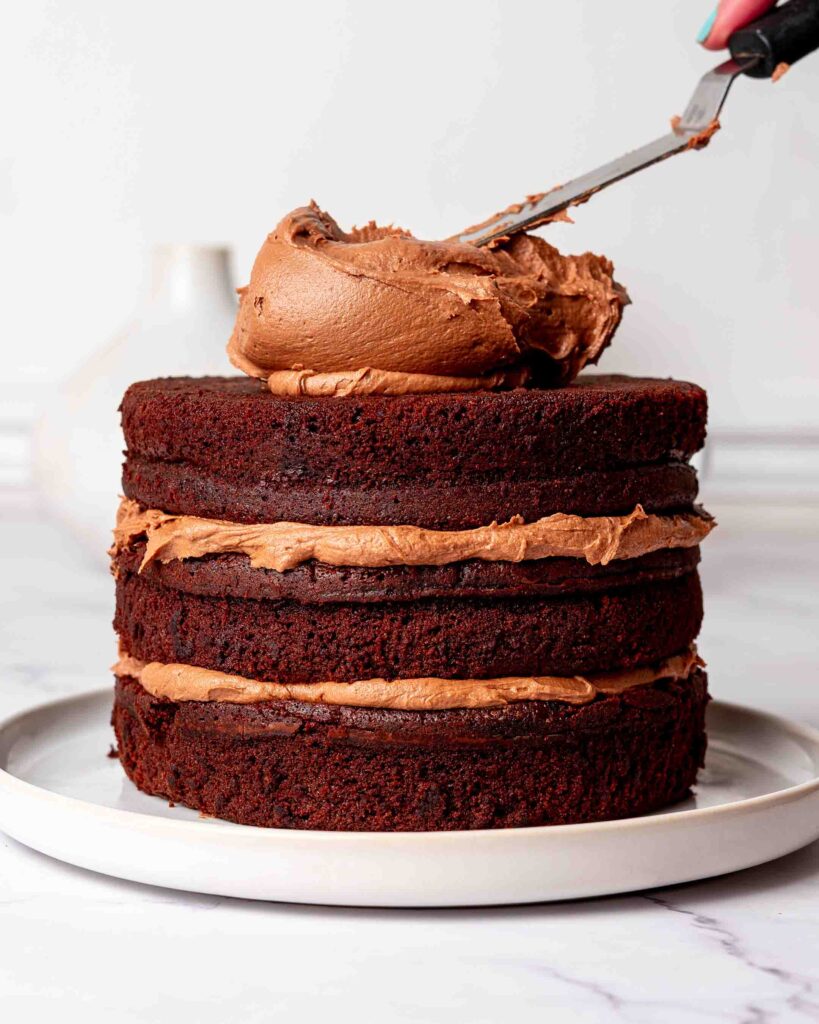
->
xmin=3 ymin=0 xmax=819 ymax=430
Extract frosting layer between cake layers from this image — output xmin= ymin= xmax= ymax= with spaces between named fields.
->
xmin=113 ymin=646 xmax=701 ymax=711
xmin=112 ymin=498 xmax=713 ymax=573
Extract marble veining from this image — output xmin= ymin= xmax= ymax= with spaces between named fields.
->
xmin=644 ymin=895 xmax=819 ymax=1022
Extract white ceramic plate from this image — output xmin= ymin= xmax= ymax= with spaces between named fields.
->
xmin=0 ymin=690 xmax=817 ymax=907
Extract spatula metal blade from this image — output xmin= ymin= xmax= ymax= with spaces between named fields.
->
xmin=454 ymin=58 xmax=756 ymax=248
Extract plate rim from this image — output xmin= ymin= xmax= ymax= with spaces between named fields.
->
xmin=0 ymin=688 xmax=818 ymax=845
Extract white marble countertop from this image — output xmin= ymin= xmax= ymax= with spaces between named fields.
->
xmin=1 ymin=488 xmax=817 ymax=1023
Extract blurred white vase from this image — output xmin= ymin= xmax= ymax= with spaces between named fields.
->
xmin=33 ymin=244 xmax=236 ymax=568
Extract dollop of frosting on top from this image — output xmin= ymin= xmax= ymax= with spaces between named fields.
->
xmin=227 ymin=202 xmax=628 ymax=393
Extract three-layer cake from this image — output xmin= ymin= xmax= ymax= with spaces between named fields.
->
xmin=110 ymin=204 xmax=713 ymax=830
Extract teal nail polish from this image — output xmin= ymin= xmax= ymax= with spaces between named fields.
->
xmin=696 ymin=7 xmax=717 ymax=43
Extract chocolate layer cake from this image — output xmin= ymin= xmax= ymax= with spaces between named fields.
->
xmin=110 ymin=204 xmax=713 ymax=830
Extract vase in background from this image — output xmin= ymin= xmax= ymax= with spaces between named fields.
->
xmin=33 ymin=244 xmax=236 ymax=568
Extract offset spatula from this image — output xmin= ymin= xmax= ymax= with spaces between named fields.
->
xmin=454 ymin=0 xmax=819 ymax=247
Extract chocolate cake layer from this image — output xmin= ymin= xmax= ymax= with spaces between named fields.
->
xmin=112 ymin=669 xmax=709 ymax=830
xmin=115 ymin=544 xmax=700 ymax=604
xmin=121 ymin=375 xmax=707 ymax=526
xmin=122 ymin=457 xmax=699 ymax=529
xmin=114 ymin=569 xmax=703 ymax=682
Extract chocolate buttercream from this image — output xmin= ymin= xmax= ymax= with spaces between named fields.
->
xmin=670 ymin=115 xmax=721 ymax=150
xmin=227 ymin=203 xmax=627 ymax=393
xmin=113 ymin=498 xmax=714 ymax=573
xmin=264 ymin=365 xmax=529 ymax=397
xmin=114 ymin=647 xmax=701 ymax=711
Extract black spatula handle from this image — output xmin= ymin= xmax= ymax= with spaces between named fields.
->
xmin=729 ymin=0 xmax=819 ymax=77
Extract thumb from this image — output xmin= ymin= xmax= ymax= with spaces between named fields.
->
xmin=698 ymin=0 xmax=778 ymax=50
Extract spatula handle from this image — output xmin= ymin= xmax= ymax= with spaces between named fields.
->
xmin=729 ymin=0 xmax=819 ymax=78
